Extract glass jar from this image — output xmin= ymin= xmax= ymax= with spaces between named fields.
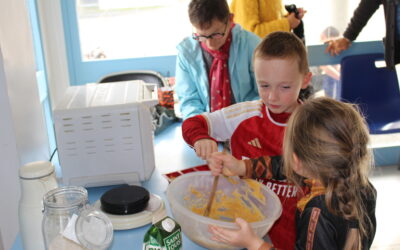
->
xmin=42 ymin=186 xmax=113 ymax=250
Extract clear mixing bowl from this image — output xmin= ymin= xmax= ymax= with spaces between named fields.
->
xmin=166 ymin=171 xmax=282 ymax=249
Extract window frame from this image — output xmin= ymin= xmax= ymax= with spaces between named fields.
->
xmin=61 ymin=0 xmax=177 ymax=85
xmin=61 ymin=0 xmax=384 ymax=85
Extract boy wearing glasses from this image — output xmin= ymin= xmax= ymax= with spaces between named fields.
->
xmin=175 ymin=0 xmax=261 ymax=119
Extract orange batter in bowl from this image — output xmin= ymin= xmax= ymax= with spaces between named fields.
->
xmin=185 ymin=178 xmax=266 ymax=222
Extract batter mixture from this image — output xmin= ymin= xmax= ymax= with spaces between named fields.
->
xmin=186 ymin=178 xmax=266 ymax=222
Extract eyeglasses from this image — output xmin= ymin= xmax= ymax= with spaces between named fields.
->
xmin=192 ymin=21 xmax=228 ymax=42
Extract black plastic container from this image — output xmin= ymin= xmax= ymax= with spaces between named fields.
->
xmin=100 ymin=185 xmax=150 ymax=215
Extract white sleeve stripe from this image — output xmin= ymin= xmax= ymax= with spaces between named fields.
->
xmin=226 ymin=107 xmax=262 ymax=119
xmin=223 ymin=100 xmax=261 ymax=115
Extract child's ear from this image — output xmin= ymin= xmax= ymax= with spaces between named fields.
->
xmin=292 ymin=153 xmax=301 ymax=172
xmin=293 ymin=153 xmax=313 ymax=178
xmin=301 ymin=72 xmax=313 ymax=89
xmin=292 ymin=153 xmax=306 ymax=176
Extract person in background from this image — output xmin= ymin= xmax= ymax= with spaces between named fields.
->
xmin=319 ymin=26 xmax=341 ymax=82
xmin=326 ymin=0 xmax=400 ymax=70
xmin=182 ymin=31 xmax=313 ymax=250
xmin=175 ymin=0 xmax=260 ymax=120
xmin=229 ymin=0 xmax=306 ymax=38
xmin=208 ymin=97 xmax=377 ymax=250
xmin=311 ymin=26 xmax=342 ymax=99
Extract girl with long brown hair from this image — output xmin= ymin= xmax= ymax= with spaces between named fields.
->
xmin=209 ymin=97 xmax=376 ymax=249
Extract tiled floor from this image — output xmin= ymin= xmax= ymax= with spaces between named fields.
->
xmin=370 ymin=165 xmax=400 ymax=249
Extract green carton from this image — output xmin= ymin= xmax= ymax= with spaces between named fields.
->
xmin=143 ymin=216 xmax=182 ymax=250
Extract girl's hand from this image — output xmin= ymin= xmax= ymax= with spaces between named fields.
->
xmin=208 ymin=218 xmax=267 ymax=250
xmin=325 ymin=37 xmax=352 ymax=56
xmin=193 ymin=139 xmax=218 ymax=160
xmin=207 ymin=151 xmax=245 ymax=176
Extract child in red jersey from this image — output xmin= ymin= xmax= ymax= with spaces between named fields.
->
xmin=209 ymin=97 xmax=376 ymax=250
xmin=182 ymin=31 xmax=312 ymax=250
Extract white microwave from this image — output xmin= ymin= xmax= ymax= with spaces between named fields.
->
xmin=53 ymin=80 xmax=158 ymax=187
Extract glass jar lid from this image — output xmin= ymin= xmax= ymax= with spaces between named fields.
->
xmin=75 ymin=207 xmax=114 ymax=249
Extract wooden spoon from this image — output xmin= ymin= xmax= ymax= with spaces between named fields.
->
xmin=203 ymin=175 xmax=219 ymax=217
xmin=204 ymin=141 xmax=229 ymax=217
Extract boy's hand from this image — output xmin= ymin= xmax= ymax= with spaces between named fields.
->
xmin=193 ymin=139 xmax=218 ymax=160
xmin=208 ymin=218 xmax=267 ymax=250
xmin=207 ymin=152 xmax=245 ymax=176
xmin=325 ymin=37 xmax=351 ymax=56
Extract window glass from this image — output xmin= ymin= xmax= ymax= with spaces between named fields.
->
xmin=310 ymin=64 xmax=342 ymax=100
xmin=76 ymin=0 xmax=385 ymax=61
xmin=283 ymin=0 xmax=385 ymax=45
xmin=77 ymin=0 xmax=191 ymax=61
xmin=283 ymin=0 xmax=385 ymax=100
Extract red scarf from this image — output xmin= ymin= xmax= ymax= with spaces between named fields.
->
xmin=201 ymin=24 xmax=234 ymax=112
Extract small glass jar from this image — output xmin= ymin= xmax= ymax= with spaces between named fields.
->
xmin=42 ymin=186 xmax=113 ymax=250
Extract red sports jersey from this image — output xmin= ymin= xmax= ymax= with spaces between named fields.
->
xmin=182 ymin=100 xmax=299 ymax=250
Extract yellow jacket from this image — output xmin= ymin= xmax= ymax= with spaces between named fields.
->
xmin=230 ymin=0 xmax=290 ymax=38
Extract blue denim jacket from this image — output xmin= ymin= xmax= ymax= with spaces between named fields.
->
xmin=175 ymin=25 xmax=261 ymax=119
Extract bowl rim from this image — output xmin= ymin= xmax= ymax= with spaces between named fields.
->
xmin=166 ymin=171 xmax=283 ymax=229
